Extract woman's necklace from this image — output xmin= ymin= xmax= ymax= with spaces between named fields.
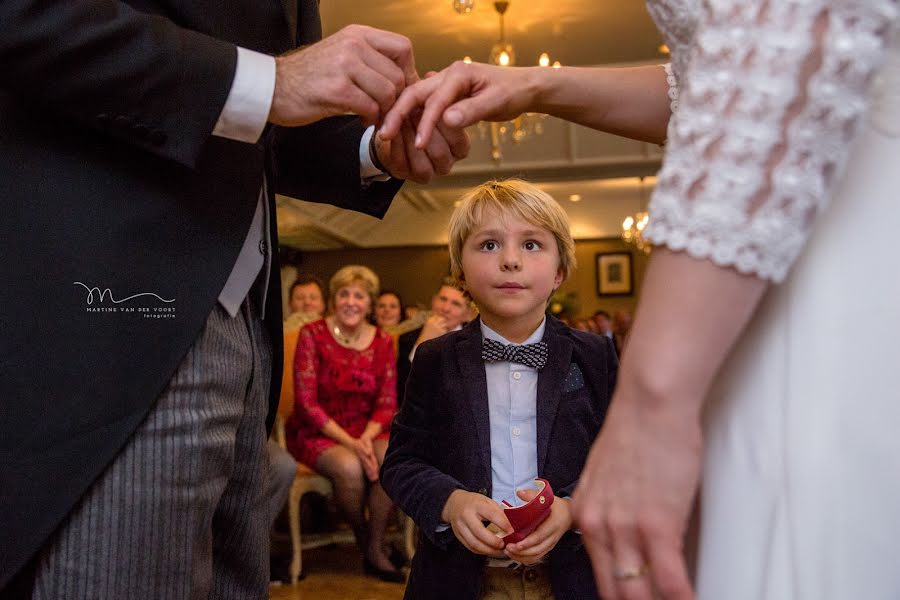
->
xmin=332 ymin=320 xmax=362 ymax=345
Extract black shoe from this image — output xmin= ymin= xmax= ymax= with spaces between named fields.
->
xmin=363 ymin=557 xmax=406 ymax=583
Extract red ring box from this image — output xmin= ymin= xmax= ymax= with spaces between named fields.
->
xmin=501 ymin=478 xmax=554 ymax=544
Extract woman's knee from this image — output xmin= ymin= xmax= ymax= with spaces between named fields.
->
xmin=319 ymin=448 xmax=365 ymax=489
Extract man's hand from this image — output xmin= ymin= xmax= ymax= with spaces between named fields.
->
xmin=379 ymin=61 xmax=542 ymax=150
xmin=504 ymin=491 xmax=573 ymax=566
xmin=441 ymin=490 xmax=512 ymax=556
xmin=417 ymin=314 xmax=450 ymax=346
xmin=374 ymin=119 xmax=469 ymax=184
xmin=268 ymin=25 xmax=417 ymax=127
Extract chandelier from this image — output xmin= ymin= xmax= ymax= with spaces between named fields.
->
xmin=622 ymin=177 xmax=652 ymax=254
xmin=456 ymin=1 xmax=559 ymax=164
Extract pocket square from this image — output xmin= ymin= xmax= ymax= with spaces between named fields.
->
xmin=563 ymin=363 xmax=585 ymax=393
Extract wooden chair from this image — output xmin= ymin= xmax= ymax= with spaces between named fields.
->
xmin=276 ymin=325 xmax=335 ymax=584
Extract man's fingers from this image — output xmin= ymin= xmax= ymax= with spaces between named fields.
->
xmin=424 ymin=124 xmax=455 ymax=176
xmin=384 ymin=133 xmax=409 ymax=180
xmin=401 ymin=119 xmax=434 ymax=184
xmin=339 ymin=83 xmax=382 ymax=126
xmin=438 ymin=120 xmax=471 ymax=160
xmin=360 ymin=26 xmax=418 ymax=86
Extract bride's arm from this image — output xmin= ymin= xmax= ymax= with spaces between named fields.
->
xmin=572 ymin=2 xmax=897 ymax=598
xmin=379 ymin=62 xmax=673 ymax=146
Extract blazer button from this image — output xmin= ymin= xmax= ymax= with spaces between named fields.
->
xmin=95 ymin=113 xmax=110 ymax=125
xmin=114 ymin=115 xmax=133 ymax=129
xmin=149 ymin=130 xmax=167 ymax=146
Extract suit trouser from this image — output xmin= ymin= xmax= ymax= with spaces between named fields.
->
xmin=481 ymin=565 xmax=554 ymax=600
xmin=31 ymin=298 xmax=272 ymax=600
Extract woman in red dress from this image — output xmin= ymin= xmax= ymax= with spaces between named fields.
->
xmin=285 ymin=265 xmax=403 ymax=581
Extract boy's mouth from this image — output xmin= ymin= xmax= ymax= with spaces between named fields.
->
xmin=497 ymin=282 xmax=526 ymax=289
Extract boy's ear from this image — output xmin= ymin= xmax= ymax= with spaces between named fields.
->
xmin=553 ymin=268 xmax=564 ymax=289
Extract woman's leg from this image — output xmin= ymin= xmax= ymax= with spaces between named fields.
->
xmin=314 ymin=445 xmax=367 ymax=537
xmin=365 ymin=439 xmax=399 ymax=571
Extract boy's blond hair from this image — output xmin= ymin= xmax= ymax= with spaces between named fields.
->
xmin=448 ymin=179 xmax=576 ymax=284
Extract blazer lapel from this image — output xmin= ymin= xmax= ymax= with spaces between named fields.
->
xmin=455 ymin=319 xmax=492 ymax=482
xmin=536 ymin=317 xmax=573 ymax=473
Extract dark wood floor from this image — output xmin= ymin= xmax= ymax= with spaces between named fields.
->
xmin=269 ymin=544 xmax=407 ymax=600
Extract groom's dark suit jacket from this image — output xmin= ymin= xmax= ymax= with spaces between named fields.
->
xmin=381 ymin=316 xmax=618 ymax=600
xmin=0 ymin=0 xmax=402 ymax=587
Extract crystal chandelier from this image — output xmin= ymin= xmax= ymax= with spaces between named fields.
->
xmin=453 ymin=0 xmax=476 ymax=14
xmin=457 ymin=1 xmax=559 ymax=164
xmin=622 ymin=177 xmax=653 ymax=254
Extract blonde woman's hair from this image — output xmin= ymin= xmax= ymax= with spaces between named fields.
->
xmin=448 ymin=179 xmax=576 ymax=284
xmin=329 ymin=265 xmax=380 ymax=305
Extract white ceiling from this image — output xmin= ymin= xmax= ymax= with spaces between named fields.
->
xmin=278 ymin=2 xmax=667 ymax=249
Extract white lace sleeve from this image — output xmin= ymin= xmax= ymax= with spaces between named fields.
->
xmin=663 ymin=63 xmax=680 ymax=113
xmin=644 ymin=1 xmax=899 ymax=282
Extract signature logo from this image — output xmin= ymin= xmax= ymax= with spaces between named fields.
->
xmin=73 ymin=282 xmax=175 ymax=305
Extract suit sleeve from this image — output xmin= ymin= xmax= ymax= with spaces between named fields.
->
xmin=0 ymin=0 xmax=237 ymax=167
xmin=271 ymin=116 xmax=404 ymax=219
xmin=380 ymin=341 xmax=464 ymax=549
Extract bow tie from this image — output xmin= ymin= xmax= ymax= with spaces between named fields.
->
xmin=482 ymin=338 xmax=549 ymax=370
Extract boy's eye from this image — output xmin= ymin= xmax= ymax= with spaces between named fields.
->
xmin=480 ymin=240 xmax=498 ymax=251
xmin=523 ymin=240 xmax=541 ymax=251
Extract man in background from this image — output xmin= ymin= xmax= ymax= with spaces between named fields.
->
xmin=396 ymin=279 xmax=471 ymax=406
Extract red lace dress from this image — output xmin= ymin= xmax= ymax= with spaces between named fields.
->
xmin=285 ymin=319 xmax=398 ymax=468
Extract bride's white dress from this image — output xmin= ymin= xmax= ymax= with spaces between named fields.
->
xmin=644 ymin=1 xmax=900 ymax=598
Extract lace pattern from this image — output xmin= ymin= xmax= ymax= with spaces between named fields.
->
xmin=663 ymin=63 xmax=680 ymax=113
xmin=644 ymin=0 xmax=899 ymax=282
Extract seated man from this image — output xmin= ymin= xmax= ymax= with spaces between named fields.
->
xmin=396 ymin=278 xmax=470 ymax=407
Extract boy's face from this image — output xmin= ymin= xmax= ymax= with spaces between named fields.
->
xmin=461 ymin=207 xmax=563 ymax=328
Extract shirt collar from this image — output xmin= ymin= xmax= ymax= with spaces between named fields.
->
xmin=480 ymin=316 xmax=546 ymax=346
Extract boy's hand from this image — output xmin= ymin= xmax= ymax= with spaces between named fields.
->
xmin=504 ymin=491 xmax=573 ymax=565
xmin=441 ymin=490 xmax=512 ymax=556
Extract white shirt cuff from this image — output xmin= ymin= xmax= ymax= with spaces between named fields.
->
xmin=360 ymin=125 xmax=391 ymax=181
xmin=213 ymin=47 xmax=275 ymax=144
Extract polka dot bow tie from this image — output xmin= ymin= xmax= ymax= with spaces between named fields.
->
xmin=481 ymin=338 xmax=549 ymax=370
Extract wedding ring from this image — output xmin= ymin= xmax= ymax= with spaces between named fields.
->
xmin=613 ymin=563 xmax=650 ymax=580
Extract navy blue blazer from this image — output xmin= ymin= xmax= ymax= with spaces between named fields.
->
xmin=381 ymin=316 xmax=617 ymax=600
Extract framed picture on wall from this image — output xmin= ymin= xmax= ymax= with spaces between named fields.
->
xmin=595 ymin=252 xmax=633 ymax=296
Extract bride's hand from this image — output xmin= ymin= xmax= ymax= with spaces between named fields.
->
xmin=572 ymin=393 xmax=702 ymax=600
xmin=378 ymin=61 xmax=541 ymax=150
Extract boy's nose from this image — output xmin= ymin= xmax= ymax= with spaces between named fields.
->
xmin=501 ymin=254 xmax=522 ymax=271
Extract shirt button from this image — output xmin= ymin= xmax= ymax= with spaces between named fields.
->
xmin=512 ymin=372 xmax=522 ymax=381
xmin=512 ymin=426 xmax=521 ymax=436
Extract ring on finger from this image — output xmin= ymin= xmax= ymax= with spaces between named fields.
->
xmin=613 ymin=563 xmax=650 ymax=580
